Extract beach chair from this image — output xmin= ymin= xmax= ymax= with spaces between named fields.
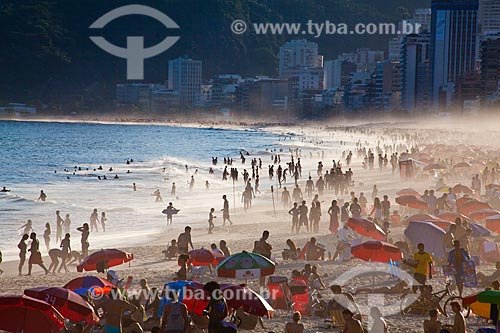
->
xmin=291 ymin=277 xmax=310 ymax=316
xmin=481 ymin=241 xmax=498 ymax=263
xmin=267 ymin=276 xmax=292 ymax=311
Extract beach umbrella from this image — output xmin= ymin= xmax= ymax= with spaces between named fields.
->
xmin=77 ymin=249 xmax=134 ymax=272
xmin=216 ymin=251 xmax=275 ymax=279
xmin=0 ymin=295 xmax=65 ymax=333
xmin=405 ymin=213 xmax=441 ymax=223
xmin=452 ymin=184 xmax=474 ymax=195
xmin=221 ymin=284 xmax=274 ymax=318
xmin=24 ymin=287 xmax=99 ymax=325
xmin=425 ymin=219 xmax=454 ymax=230
xmin=485 ymin=215 xmax=500 ymax=233
xmin=459 ymin=200 xmax=492 ymax=216
xmin=457 ymin=197 xmax=475 ymax=208
xmin=404 ymin=221 xmax=446 ymax=258
xmin=351 ymin=241 xmax=402 ymax=263
xmin=469 ymin=209 xmax=500 ymax=220
xmin=436 ymin=185 xmax=450 ymax=193
xmin=437 ymin=212 xmax=468 ymax=223
xmin=160 ymin=281 xmax=208 ymax=317
xmin=423 ymin=163 xmax=447 ymax=171
xmin=454 ymin=162 xmax=471 ymax=169
xmin=188 ymin=249 xmax=215 ymax=267
xmin=63 ymin=276 xmax=115 ymax=296
xmin=468 ymin=222 xmax=491 ymax=237
xmin=396 ymin=188 xmax=421 ymax=198
xmin=477 ymin=290 xmax=500 ymax=305
xmin=346 ymin=217 xmax=387 ymax=241
xmin=396 ymin=195 xmax=428 ymax=210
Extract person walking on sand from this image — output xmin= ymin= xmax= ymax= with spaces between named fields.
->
xmin=281 ymin=187 xmax=291 ymax=209
xmin=101 ymin=212 xmax=107 ymax=232
xmin=64 ymin=213 xmax=71 ymax=235
xmin=298 ymin=201 xmax=309 ymax=234
xmin=18 ymin=234 xmax=29 ymax=275
xmin=447 ymin=240 xmax=469 ymax=297
xmin=369 ymin=306 xmax=387 ymax=333
xmin=221 ymin=195 xmax=233 ymax=226
xmin=289 ymin=203 xmax=300 ymax=234
xmin=27 ymin=233 xmax=49 ymax=275
xmin=208 ymin=208 xmax=216 ymax=234
xmin=77 ymin=223 xmax=90 ymax=258
xmin=90 ymin=209 xmax=99 ymax=232
xmin=43 ymin=223 xmax=51 ymax=252
xmin=58 ymin=233 xmax=71 ymax=273
xmin=56 ymin=210 xmax=64 ymax=243
xmin=37 ymin=190 xmax=47 ymax=201
xmin=171 ymin=182 xmax=176 ymax=196
xmin=328 ymin=200 xmax=340 ymax=234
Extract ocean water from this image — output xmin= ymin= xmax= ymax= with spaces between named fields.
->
xmin=0 ymin=121 xmax=284 ymax=261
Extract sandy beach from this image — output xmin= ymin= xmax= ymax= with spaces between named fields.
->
xmin=2 ymin=119 xmax=500 ymax=332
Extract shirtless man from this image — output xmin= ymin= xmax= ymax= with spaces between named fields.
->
xmin=423 ymin=309 xmax=442 ymax=333
xmin=342 ymin=309 xmax=363 ymax=333
xmin=450 ymin=301 xmax=466 ymax=333
xmin=177 ymin=226 xmax=194 ymax=254
xmin=102 ymin=290 xmax=138 ymax=333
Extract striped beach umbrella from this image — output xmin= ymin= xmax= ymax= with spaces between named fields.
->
xmin=216 ymin=251 xmax=275 ymax=279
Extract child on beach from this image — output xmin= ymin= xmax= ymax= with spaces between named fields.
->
xmin=208 ymin=208 xmax=216 ymax=234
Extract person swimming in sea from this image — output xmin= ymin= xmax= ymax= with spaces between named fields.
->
xmin=37 ymin=190 xmax=47 ymax=201
xmin=0 ymin=186 xmax=10 ymax=192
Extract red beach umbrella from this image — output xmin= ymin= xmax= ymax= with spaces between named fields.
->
xmin=0 ymin=295 xmax=65 ymax=333
xmin=351 ymin=241 xmax=402 ymax=263
xmin=396 ymin=188 xmax=421 ymax=198
xmin=396 ymin=195 xmax=429 ymax=210
xmin=24 ymin=287 xmax=99 ymax=325
xmin=452 ymin=184 xmax=474 ymax=195
xmin=437 ymin=212 xmax=468 ymax=223
xmin=188 ymin=249 xmax=215 ymax=267
xmin=459 ymin=201 xmax=492 ymax=216
xmin=77 ymin=249 xmax=133 ymax=272
xmin=485 ymin=215 xmax=500 ymax=233
xmin=469 ymin=209 xmax=500 ymax=221
xmin=347 ymin=217 xmax=387 ymax=241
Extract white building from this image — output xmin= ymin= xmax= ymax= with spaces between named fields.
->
xmin=168 ymin=57 xmax=202 ymax=108
xmin=278 ymin=40 xmax=323 ymax=78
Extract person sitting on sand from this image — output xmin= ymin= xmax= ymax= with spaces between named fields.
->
xmin=305 ymin=237 xmax=325 ymax=261
xmin=219 ymin=240 xmax=231 ymax=257
xmin=477 ymin=262 xmax=500 ymax=286
xmin=176 ymin=254 xmax=189 ymax=281
xmin=285 ymin=311 xmax=304 ymax=333
xmin=282 ymin=239 xmax=299 ymax=261
xmin=301 ymin=264 xmax=312 ymax=279
xmin=354 ymin=279 xmax=409 ymax=295
xmin=423 ymin=309 xmax=442 ymax=333
xmin=163 ymin=240 xmax=178 ymax=259
xmin=342 ymin=309 xmax=363 ymax=333
xmin=310 ymin=265 xmax=326 ymax=290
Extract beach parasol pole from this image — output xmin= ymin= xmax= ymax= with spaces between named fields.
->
xmin=271 ymin=185 xmax=277 ymax=220
xmin=233 ymin=178 xmax=236 ymax=214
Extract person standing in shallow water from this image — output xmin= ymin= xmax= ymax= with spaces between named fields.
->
xmin=77 ymin=223 xmax=90 ymax=258
xmin=43 ymin=223 xmax=51 ymax=252
xmin=37 ymin=190 xmax=47 ymax=201
xmin=28 ymin=233 xmax=49 ymax=275
xmin=101 ymin=212 xmax=107 ymax=232
xmin=90 ymin=209 xmax=99 ymax=232
xmin=56 ymin=210 xmax=64 ymax=243
xmin=221 ymin=195 xmax=233 ymax=226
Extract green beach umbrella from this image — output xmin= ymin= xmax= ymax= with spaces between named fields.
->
xmin=216 ymin=251 xmax=275 ymax=279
